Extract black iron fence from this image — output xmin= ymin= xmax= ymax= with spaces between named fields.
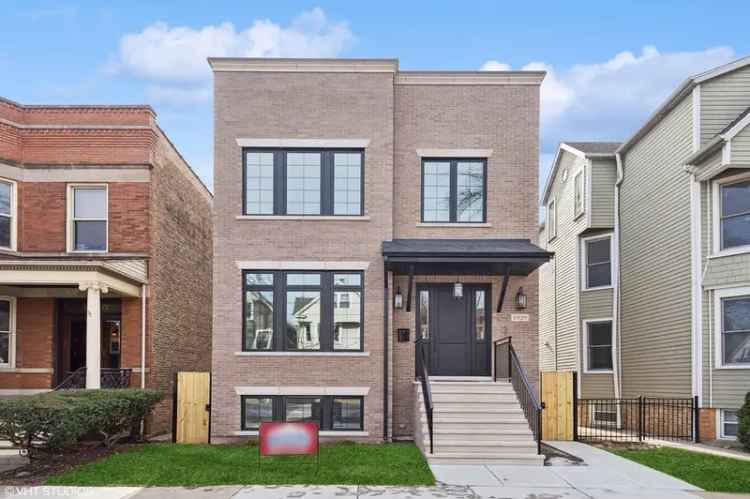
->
xmin=55 ymin=367 xmax=133 ymax=390
xmin=575 ymin=396 xmax=699 ymax=443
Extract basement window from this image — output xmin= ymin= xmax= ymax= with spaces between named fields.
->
xmin=241 ymin=395 xmax=363 ymax=431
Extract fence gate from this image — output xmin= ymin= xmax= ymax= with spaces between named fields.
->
xmin=175 ymin=372 xmax=211 ymax=444
xmin=540 ymin=371 xmax=575 ymax=441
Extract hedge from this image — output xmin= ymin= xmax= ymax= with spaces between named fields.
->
xmin=739 ymin=392 xmax=750 ymax=451
xmin=0 ymin=389 xmax=162 ymax=456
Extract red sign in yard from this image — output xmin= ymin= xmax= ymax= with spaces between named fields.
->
xmin=259 ymin=422 xmax=319 ymax=456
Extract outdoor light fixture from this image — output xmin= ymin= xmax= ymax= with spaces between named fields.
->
xmin=453 ymin=282 xmax=463 ymax=298
xmin=394 ymin=287 xmax=403 ymax=309
xmin=515 ymin=287 xmax=527 ymax=310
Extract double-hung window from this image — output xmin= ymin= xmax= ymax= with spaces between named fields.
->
xmin=241 ymin=395 xmax=363 ymax=431
xmin=0 ymin=298 xmax=16 ymax=367
xmin=0 ymin=180 xmax=15 ymax=250
xmin=720 ymin=410 xmax=739 ymax=439
xmin=243 ymin=271 xmax=363 ymax=352
xmin=583 ymin=235 xmax=612 ymax=289
xmin=69 ymin=185 xmax=108 ymax=252
xmin=243 ymin=149 xmax=363 ymax=216
xmin=718 ymin=179 xmax=750 ymax=251
xmin=718 ymin=292 xmax=750 ymax=367
xmin=584 ymin=320 xmax=613 ymax=372
xmin=421 ymin=159 xmax=486 ymax=223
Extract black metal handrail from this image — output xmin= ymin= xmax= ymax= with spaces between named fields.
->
xmin=494 ymin=336 xmax=544 ymax=454
xmin=415 ymin=338 xmax=434 ymax=454
xmin=55 ymin=367 xmax=133 ymax=390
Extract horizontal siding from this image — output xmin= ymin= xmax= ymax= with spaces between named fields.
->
xmin=539 ymin=150 xmax=587 ymax=372
xmin=581 ymin=373 xmax=615 ymax=398
xmin=619 ymin=95 xmax=693 ymax=398
xmin=703 ymin=253 xmax=750 ymax=288
xmin=589 ymin=158 xmax=616 ymax=228
xmin=701 ymin=65 xmax=750 ymax=145
xmin=580 ymin=288 xmax=613 ymax=320
xmin=732 ymin=124 xmax=750 ymax=163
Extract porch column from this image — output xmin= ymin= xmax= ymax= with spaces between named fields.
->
xmin=79 ymin=282 xmax=109 ymax=389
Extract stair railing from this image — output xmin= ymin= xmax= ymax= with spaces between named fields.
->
xmin=493 ymin=336 xmax=544 ymax=455
xmin=54 ymin=367 xmax=133 ymax=390
xmin=415 ymin=337 xmax=434 ymax=454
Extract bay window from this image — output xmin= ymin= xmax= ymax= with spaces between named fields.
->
xmin=583 ymin=235 xmax=612 ymax=289
xmin=718 ymin=178 xmax=750 ymax=251
xmin=0 ymin=180 xmax=15 ymax=250
xmin=585 ymin=320 xmax=613 ymax=372
xmin=719 ymin=293 xmax=750 ymax=366
xmin=243 ymin=271 xmax=363 ymax=352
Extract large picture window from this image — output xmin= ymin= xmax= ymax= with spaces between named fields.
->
xmin=719 ymin=179 xmax=750 ymax=251
xmin=584 ymin=320 xmax=613 ymax=372
xmin=243 ymin=271 xmax=363 ymax=352
xmin=70 ymin=185 xmax=107 ymax=252
xmin=720 ymin=295 xmax=750 ymax=366
xmin=241 ymin=395 xmax=363 ymax=431
xmin=584 ymin=235 xmax=612 ymax=289
xmin=421 ymin=159 xmax=486 ymax=223
xmin=243 ymin=149 xmax=363 ymax=216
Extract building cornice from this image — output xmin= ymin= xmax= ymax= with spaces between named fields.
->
xmin=396 ymin=71 xmax=545 ymax=86
xmin=208 ymin=57 xmax=399 ymax=73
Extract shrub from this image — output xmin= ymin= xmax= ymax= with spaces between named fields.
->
xmin=0 ymin=389 xmax=162 ymax=456
xmin=739 ymin=392 xmax=750 ymax=451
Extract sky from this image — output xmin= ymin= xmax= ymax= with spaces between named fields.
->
xmin=2 ymin=1 xmax=750 ymax=197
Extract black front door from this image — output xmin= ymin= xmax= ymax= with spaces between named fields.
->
xmin=417 ymin=284 xmax=491 ymax=376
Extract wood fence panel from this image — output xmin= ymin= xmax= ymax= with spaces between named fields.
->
xmin=541 ymin=371 xmax=574 ymax=441
xmin=175 ymin=372 xmax=211 ymax=444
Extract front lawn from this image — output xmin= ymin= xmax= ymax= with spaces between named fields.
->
xmin=612 ymin=447 xmax=750 ymax=493
xmin=46 ymin=442 xmax=434 ymax=487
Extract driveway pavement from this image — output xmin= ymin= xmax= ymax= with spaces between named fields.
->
xmin=0 ymin=442 xmax=736 ymax=499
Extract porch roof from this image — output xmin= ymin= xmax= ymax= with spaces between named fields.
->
xmin=382 ymin=238 xmax=553 ymax=275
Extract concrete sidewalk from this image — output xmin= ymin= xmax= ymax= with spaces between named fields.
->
xmin=0 ymin=442 xmax=736 ymax=499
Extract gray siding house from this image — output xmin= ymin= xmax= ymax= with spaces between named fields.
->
xmin=540 ymin=55 xmax=750 ymax=441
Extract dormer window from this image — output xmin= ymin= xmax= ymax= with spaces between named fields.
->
xmin=69 ymin=185 xmax=108 ymax=252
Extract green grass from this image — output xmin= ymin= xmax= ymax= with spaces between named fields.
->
xmin=612 ymin=447 xmax=750 ymax=493
xmin=46 ymin=442 xmax=435 ymax=487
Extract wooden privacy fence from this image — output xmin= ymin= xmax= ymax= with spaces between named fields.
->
xmin=174 ymin=372 xmax=211 ymax=444
xmin=540 ymin=371 xmax=575 ymax=441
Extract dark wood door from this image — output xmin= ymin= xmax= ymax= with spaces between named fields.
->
xmin=418 ymin=284 xmax=491 ymax=376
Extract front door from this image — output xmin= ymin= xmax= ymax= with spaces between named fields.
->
xmin=417 ymin=284 xmax=491 ymax=376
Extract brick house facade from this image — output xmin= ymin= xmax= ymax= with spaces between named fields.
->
xmin=210 ymin=58 xmax=548 ymax=443
xmin=0 ymin=97 xmax=212 ymax=433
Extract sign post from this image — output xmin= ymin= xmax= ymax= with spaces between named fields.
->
xmin=258 ymin=422 xmax=320 ymax=470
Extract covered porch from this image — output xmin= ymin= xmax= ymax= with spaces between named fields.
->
xmin=383 ymin=239 xmax=552 ymax=439
xmin=0 ymin=260 xmax=147 ymax=392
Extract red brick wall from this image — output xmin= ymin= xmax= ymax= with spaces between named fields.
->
xmin=17 ymin=181 xmax=150 ymax=253
xmin=0 ymin=298 xmax=55 ymax=390
xmin=699 ymin=408 xmax=717 ymax=441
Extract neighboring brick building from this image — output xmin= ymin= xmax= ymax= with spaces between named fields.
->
xmin=0 ymin=96 xmax=212 ymax=433
xmin=210 ymin=57 xmax=550 ymax=458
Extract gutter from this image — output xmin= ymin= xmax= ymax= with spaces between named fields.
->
xmin=141 ymin=284 xmax=147 ymax=389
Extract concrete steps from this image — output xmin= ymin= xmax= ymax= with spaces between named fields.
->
xmin=415 ymin=378 xmax=543 ymax=466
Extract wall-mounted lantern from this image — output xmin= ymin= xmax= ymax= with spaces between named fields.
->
xmin=394 ymin=287 xmax=404 ymax=309
xmin=453 ymin=282 xmax=463 ymax=298
xmin=515 ymin=287 xmax=527 ymax=310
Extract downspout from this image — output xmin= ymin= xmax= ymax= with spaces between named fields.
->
xmin=383 ymin=267 xmax=389 ymax=441
xmin=612 ymin=154 xmax=624 ymax=401
xmin=141 ymin=284 xmax=147 ymax=389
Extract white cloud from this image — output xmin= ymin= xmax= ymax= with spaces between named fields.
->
xmin=108 ymin=7 xmax=355 ymax=103
xmin=481 ymin=46 xmax=736 ymax=150
xmin=480 ymin=60 xmax=512 ymax=71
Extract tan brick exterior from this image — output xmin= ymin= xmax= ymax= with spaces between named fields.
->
xmin=211 ymin=61 xmax=542 ymax=443
xmin=0 ymin=97 xmax=212 ymax=436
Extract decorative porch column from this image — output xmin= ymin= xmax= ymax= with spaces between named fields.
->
xmin=79 ymin=282 xmax=109 ymax=389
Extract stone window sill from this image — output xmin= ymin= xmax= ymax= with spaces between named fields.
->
xmin=234 ymin=351 xmax=370 ymax=357
xmin=236 ymin=215 xmax=370 ymax=221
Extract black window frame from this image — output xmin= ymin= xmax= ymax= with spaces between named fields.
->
xmin=420 ymin=158 xmax=487 ymax=224
xmin=240 ymin=395 xmax=364 ymax=432
xmin=242 ymin=270 xmax=364 ymax=352
xmin=242 ymin=148 xmax=364 ymax=217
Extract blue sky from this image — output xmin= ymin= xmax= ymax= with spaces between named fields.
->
xmin=2 ymin=1 xmax=750 ymax=195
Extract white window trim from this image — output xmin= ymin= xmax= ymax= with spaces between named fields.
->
xmin=0 ymin=297 xmax=17 ymax=369
xmin=719 ymin=409 xmax=739 ymax=440
xmin=582 ymin=318 xmax=614 ymax=374
xmin=0 ymin=178 xmax=17 ymax=251
xmin=581 ymin=233 xmax=614 ymax=291
xmin=67 ymin=184 xmax=108 ymax=253
xmin=547 ymin=198 xmax=557 ymax=242
xmin=711 ymin=172 xmax=750 ymax=258
xmin=589 ymin=405 xmax=617 ymax=426
xmin=573 ymin=169 xmax=585 ymax=220
xmin=713 ymin=286 xmax=750 ymax=370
